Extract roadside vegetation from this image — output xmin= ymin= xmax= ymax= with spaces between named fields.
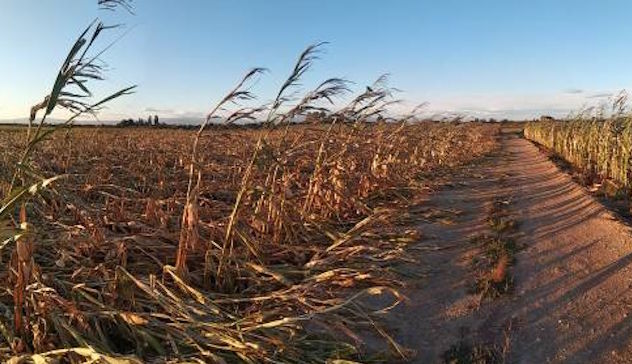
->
xmin=525 ymin=91 xmax=632 ymax=199
xmin=0 ymin=0 xmax=500 ymax=362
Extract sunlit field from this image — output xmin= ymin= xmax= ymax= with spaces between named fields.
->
xmin=7 ymin=0 xmax=632 ymax=363
xmin=0 ymin=122 xmax=497 ymax=362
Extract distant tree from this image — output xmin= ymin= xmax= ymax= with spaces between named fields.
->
xmin=117 ymin=118 xmax=135 ymax=127
xmin=154 ymin=115 xmax=159 ymax=126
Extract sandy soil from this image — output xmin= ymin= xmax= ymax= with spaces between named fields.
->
xmin=387 ymin=128 xmax=632 ymax=363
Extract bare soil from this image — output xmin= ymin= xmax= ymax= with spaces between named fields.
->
xmin=388 ymin=128 xmax=632 ymax=363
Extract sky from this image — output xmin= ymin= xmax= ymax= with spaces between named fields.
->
xmin=2 ymin=0 xmax=632 ymax=122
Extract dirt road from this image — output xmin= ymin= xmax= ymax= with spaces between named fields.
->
xmin=389 ymin=128 xmax=632 ymax=363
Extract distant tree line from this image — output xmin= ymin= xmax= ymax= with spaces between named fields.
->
xmin=472 ymin=118 xmax=510 ymax=123
xmin=118 ymin=115 xmax=159 ymax=127
xmin=115 ymin=112 xmax=526 ymax=128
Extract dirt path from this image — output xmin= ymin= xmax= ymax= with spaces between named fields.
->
xmin=390 ymin=128 xmax=632 ymax=363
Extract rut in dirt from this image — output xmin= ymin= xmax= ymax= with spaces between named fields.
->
xmin=388 ymin=128 xmax=632 ymax=364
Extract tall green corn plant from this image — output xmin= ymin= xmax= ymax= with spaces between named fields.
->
xmin=1 ymin=20 xmax=135 ymax=337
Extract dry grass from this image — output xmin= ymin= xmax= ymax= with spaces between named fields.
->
xmin=470 ymin=196 xmax=518 ymax=300
xmin=0 ymin=122 xmax=497 ymax=362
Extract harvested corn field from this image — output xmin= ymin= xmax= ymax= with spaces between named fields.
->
xmin=0 ymin=123 xmax=498 ymax=362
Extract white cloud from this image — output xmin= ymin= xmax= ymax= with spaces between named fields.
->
xmin=142 ymin=107 xmax=204 ymax=119
xmin=401 ymin=88 xmax=631 ymax=120
xmin=563 ymin=88 xmax=584 ymax=95
xmin=4 ymin=88 xmax=629 ymax=123
xmin=144 ymin=107 xmax=174 ymax=114
xmin=586 ymin=92 xmax=613 ymax=99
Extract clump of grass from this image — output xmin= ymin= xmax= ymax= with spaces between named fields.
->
xmin=471 ymin=197 xmax=518 ymax=299
xmin=488 ymin=199 xmax=516 ymax=234
xmin=443 ymin=339 xmax=501 ymax=364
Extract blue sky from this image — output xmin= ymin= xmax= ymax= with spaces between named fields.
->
xmin=2 ymin=0 xmax=632 ymax=121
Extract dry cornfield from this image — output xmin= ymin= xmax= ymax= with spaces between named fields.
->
xmin=10 ymin=0 xmax=632 ymax=362
xmin=0 ymin=6 xmax=500 ymax=361
xmin=0 ymin=122 xmax=498 ymax=362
